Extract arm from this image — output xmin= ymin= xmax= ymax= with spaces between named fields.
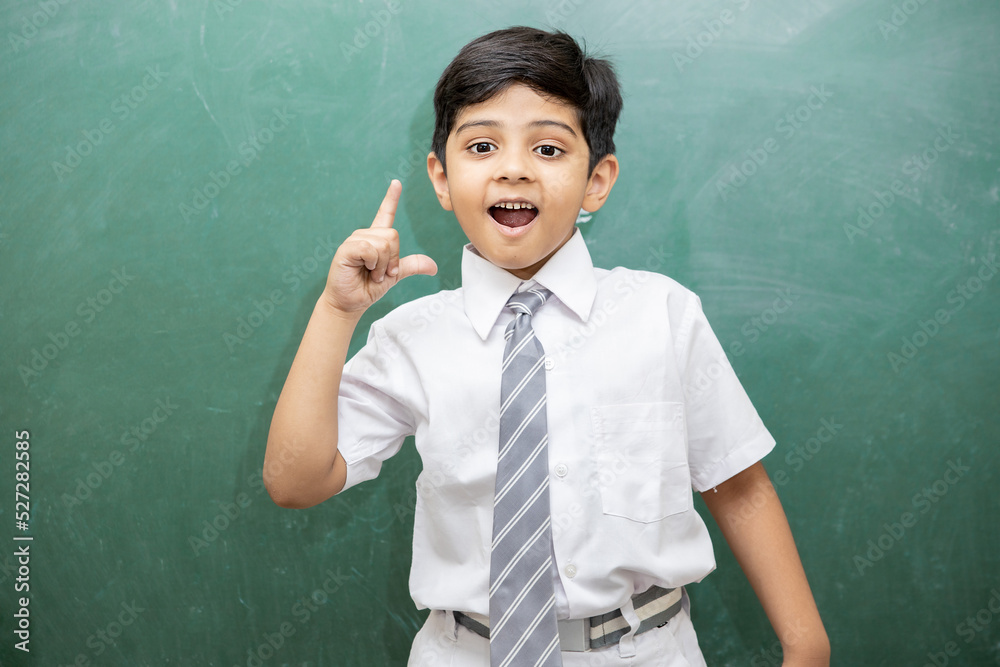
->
xmin=264 ymin=180 xmax=437 ymax=509
xmin=700 ymin=462 xmax=831 ymax=666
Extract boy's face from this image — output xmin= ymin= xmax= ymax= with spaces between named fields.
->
xmin=427 ymin=84 xmax=618 ymax=279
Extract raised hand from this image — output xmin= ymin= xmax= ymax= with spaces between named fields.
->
xmin=323 ymin=179 xmax=437 ymax=315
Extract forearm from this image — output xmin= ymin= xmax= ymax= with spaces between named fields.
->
xmin=264 ymin=298 xmax=361 ymax=508
xmin=701 ymin=462 xmax=830 ymax=665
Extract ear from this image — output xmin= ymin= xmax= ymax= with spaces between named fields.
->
xmin=426 ymin=151 xmax=453 ymax=211
xmin=581 ymin=154 xmax=619 ymax=213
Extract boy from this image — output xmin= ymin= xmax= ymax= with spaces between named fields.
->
xmin=265 ymin=26 xmax=830 ymax=666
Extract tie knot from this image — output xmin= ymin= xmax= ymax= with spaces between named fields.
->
xmin=506 ymin=287 xmax=552 ymax=318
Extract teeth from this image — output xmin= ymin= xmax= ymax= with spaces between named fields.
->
xmin=494 ymin=202 xmax=535 ymax=209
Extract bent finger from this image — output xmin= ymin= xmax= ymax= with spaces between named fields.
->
xmin=395 ymin=254 xmax=439 ymax=281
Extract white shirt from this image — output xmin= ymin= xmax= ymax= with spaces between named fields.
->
xmin=337 ymin=228 xmax=775 ymax=620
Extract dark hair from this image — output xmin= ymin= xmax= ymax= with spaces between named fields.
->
xmin=431 ymin=26 xmax=623 ymax=177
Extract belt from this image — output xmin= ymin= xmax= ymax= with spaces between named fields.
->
xmin=453 ymin=585 xmax=682 ymax=652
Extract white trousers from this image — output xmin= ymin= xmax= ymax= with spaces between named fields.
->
xmin=407 ymin=590 xmax=708 ymax=667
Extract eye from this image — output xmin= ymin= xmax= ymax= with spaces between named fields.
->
xmin=535 ymin=145 xmax=563 ymax=157
xmin=470 ymin=142 xmax=495 ymax=154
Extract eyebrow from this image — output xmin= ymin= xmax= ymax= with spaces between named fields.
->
xmin=454 ymin=119 xmax=579 ymax=138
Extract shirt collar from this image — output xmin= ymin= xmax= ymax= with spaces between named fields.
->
xmin=461 ymin=227 xmax=598 ymax=340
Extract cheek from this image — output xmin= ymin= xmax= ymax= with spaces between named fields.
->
xmin=450 ymin=173 xmax=482 ymax=206
xmin=455 ymin=191 xmax=481 ymax=215
xmin=546 ymin=163 xmax=588 ymax=197
xmin=547 ymin=183 xmax=586 ymax=217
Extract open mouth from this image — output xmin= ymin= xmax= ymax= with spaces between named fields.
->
xmin=489 ymin=201 xmax=538 ymax=228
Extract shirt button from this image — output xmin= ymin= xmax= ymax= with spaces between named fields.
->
xmin=554 ymin=463 xmax=568 ymax=478
xmin=564 ymin=564 xmax=578 ymax=578
xmin=544 ymin=357 xmax=554 ymax=370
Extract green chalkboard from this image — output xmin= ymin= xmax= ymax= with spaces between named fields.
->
xmin=1 ymin=0 xmax=998 ymax=665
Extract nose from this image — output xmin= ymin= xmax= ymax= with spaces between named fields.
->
xmin=493 ymin=148 xmax=533 ymax=182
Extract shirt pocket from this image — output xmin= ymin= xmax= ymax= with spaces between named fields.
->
xmin=590 ymin=402 xmax=692 ymax=523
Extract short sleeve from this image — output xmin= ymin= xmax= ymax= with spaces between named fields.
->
xmin=673 ymin=293 xmax=776 ymax=492
xmin=336 ymin=321 xmax=416 ymax=492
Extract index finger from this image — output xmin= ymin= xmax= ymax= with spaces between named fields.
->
xmin=369 ymin=179 xmax=402 ymax=229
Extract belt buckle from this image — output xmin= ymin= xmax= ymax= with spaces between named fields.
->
xmin=557 ymin=618 xmax=590 ymax=652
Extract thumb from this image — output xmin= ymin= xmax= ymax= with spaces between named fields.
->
xmin=395 ymin=254 xmax=438 ymax=281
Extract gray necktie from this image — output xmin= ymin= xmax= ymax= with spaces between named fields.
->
xmin=489 ymin=286 xmax=562 ymax=667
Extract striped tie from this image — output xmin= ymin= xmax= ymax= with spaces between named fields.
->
xmin=490 ymin=286 xmax=562 ymax=667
